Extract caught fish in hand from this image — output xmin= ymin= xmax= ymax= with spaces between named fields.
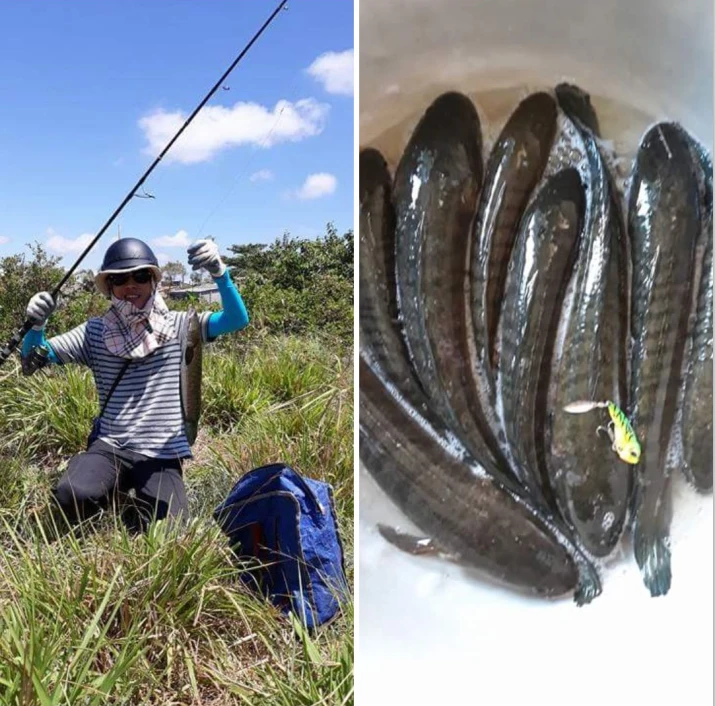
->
xmin=180 ymin=309 xmax=202 ymax=446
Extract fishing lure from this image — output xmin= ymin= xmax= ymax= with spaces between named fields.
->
xmin=563 ymin=400 xmax=641 ymax=465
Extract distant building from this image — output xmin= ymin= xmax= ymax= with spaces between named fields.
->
xmin=166 ymin=284 xmax=220 ymax=304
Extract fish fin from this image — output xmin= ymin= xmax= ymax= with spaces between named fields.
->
xmin=377 ymin=523 xmax=460 ymax=562
xmin=573 ymin=558 xmax=602 ymax=606
xmin=634 ymin=532 xmax=672 ymax=597
xmin=682 ymin=460 xmax=714 ymax=493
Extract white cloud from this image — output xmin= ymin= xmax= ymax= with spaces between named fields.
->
xmin=151 ymin=230 xmax=191 ymax=248
xmin=295 ymin=173 xmax=337 ymax=200
xmin=156 ymin=252 xmax=171 ymax=266
xmin=306 ymin=49 xmax=354 ymax=96
xmin=0 ymin=235 xmax=9 ymax=245
xmin=139 ymin=98 xmax=329 ymax=165
xmin=250 ymin=169 xmax=274 ymax=183
xmin=45 ymin=229 xmax=94 ymax=254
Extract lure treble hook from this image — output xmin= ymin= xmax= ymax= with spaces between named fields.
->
xmin=564 ymin=399 xmax=642 ymax=465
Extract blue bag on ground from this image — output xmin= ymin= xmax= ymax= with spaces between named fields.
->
xmin=213 ymin=463 xmax=349 ymax=630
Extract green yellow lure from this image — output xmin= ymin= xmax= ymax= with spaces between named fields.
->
xmin=563 ymin=400 xmax=641 ymax=465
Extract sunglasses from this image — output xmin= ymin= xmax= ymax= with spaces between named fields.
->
xmin=107 ymin=269 xmax=154 ymax=286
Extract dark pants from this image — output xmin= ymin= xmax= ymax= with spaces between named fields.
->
xmin=52 ymin=440 xmax=189 ymax=532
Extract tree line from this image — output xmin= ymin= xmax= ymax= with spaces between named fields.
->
xmin=0 ymin=223 xmax=353 ymax=345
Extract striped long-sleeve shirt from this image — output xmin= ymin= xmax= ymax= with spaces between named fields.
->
xmin=49 ymin=311 xmax=212 ymax=460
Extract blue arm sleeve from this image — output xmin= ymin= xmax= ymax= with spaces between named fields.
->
xmin=21 ymin=328 xmax=60 ymax=363
xmin=207 ymin=270 xmax=250 ymax=340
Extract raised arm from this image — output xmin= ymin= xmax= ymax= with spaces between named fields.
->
xmin=21 ymin=292 xmax=60 ymax=364
xmin=187 ymin=239 xmax=250 ymax=339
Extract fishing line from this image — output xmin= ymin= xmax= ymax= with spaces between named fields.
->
xmin=192 ymin=64 xmax=305 ymax=241
xmin=0 ymin=0 xmax=290 ymax=366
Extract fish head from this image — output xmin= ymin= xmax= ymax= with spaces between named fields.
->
xmin=615 ymin=439 xmax=641 ymax=465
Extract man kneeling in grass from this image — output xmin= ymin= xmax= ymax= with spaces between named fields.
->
xmin=22 ymin=237 xmax=249 ymax=532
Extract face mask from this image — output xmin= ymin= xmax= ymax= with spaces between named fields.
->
xmin=103 ymin=289 xmax=175 ymax=359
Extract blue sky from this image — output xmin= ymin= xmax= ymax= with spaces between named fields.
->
xmin=0 ymin=0 xmax=354 ymax=274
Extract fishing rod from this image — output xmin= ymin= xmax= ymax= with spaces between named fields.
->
xmin=0 ymin=0 xmax=289 ymax=366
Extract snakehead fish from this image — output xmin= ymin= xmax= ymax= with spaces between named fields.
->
xmin=180 ymin=309 xmax=202 ymax=445
xmin=496 ymin=167 xmax=584 ymax=507
xmin=469 ymin=91 xmax=558 ymax=476
xmin=628 ymin=122 xmax=700 ymax=596
xmin=360 ymin=145 xmax=601 ymax=604
xmin=360 ymin=352 xmax=601 ymax=605
xmin=544 ymin=83 xmax=633 ymax=557
xmin=676 ymin=135 xmax=713 ymax=492
xmin=471 ymin=91 xmax=557 ymax=371
xmin=393 ymin=90 xmax=508 ymax=472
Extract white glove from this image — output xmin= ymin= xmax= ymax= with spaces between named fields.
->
xmin=26 ymin=291 xmax=57 ymax=330
xmin=187 ymin=239 xmax=226 ymax=278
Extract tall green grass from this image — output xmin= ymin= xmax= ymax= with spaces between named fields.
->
xmin=0 ymin=336 xmax=352 ymax=463
xmin=0 ymin=334 xmax=353 ymax=705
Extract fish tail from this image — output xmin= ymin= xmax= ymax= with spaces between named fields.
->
xmin=572 ymin=557 xmax=602 ymax=606
xmin=634 ymin=531 xmax=672 ymax=597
